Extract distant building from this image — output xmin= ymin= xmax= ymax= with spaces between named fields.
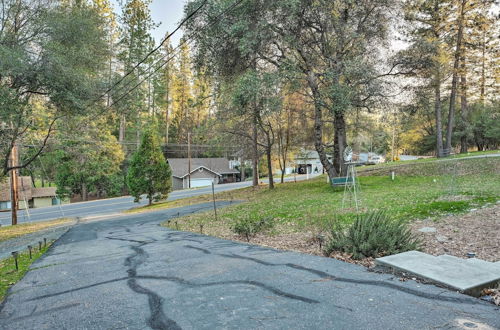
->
xmin=294 ymin=149 xmax=332 ymax=174
xmin=354 ymin=152 xmax=385 ymax=165
xmin=0 ymin=176 xmax=67 ymax=211
xmin=168 ymin=158 xmax=240 ymax=190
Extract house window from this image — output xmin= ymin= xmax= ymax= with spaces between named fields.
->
xmin=0 ymin=201 xmax=11 ymax=210
xmin=52 ymin=198 xmax=60 ymax=205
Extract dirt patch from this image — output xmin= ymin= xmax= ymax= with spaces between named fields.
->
xmin=411 ymin=203 xmax=500 ymax=262
xmin=208 ymin=228 xmax=375 ymax=267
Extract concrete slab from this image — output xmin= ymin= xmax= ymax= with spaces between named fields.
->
xmin=376 ymin=251 xmax=500 ymax=296
xmin=466 ymin=258 xmax=500 ymax=272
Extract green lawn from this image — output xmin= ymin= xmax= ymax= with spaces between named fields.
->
xmin=162 ymin=157 xmax=500 ymax=236
xmin=0 ymin=244 xmax=51 ymax=302
xmin=358 ymin=149 xmax=499 ymax=172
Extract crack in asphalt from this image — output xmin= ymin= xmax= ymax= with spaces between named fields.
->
xmin=138 ymin=275 xmax=320 ymax=304
xmin=28 ymin=277 xmax=130 ymax=300
xmin=182 ymin=245 xmax=481 ymax=305
xmin=105 ymin=236 xmax=152 ymax=244
xmin=28 ymin=273 xmax=320 ymax=305
xmin=124 ymin=244 xmax=181 ymax=330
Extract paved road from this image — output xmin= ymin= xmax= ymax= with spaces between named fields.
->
xmin=0 ymin=204 xmax=498 ymax=330
xmin=0 ymin=174 xmax=320 ymax=226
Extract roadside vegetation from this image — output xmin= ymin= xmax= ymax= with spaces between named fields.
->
xmin=162 ymin=157 xmax=499 ymax=263
xmin=0 ymin=219 xmax=73 ymax=242
xmin=0 ymin=244 xmax=52 ymax=302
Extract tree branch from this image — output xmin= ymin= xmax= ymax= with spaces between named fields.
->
xmin=4 ymin=117 xmax=60 ymax=174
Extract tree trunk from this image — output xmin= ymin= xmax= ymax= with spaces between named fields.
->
xmin=459 ymin=55 xmax=468 ymax=153
xmin=82 ymin=183 xmax=88 ymax=202
xmin=480 ymin=29 xmax=486 ymax=105
xmin=445 ymin=0 xmax=466 ymax=155
xmin=277 ymin=126 xmax=287 ymax=184
xmin=165 ymin=105 xmax=170 ymax=144
xmin=240 ymin=158 xmax=245 ymax=182
xmin=281 ymin=108 xmax=291 ymax=184
xmin=30 ymin=172 xmax=36 ymax=188
xmin=252 ymin=112 xmax=259 ymax=187
xmin=434 ymin=70 xmax=444 ymax=158
xmin=119 ymin=114 xmax=126 ymax=142
xmin=265 ymin=129 xmax=274 ymax=189
xmin=136 ymin=120 xmax=141 ymax=148
xmin=307 ymin=72 xmax=337 ymax=180
xmin=333 ymin=110 xmax=347 ymax=176
xmin=266 ymin=144 xmax=274 ymax=189
xmin=9 ymin=145 xmax=19 ymax=225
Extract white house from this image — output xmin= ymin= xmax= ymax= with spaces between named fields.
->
xmin=294 ymin=149 xmax=332 ymax=174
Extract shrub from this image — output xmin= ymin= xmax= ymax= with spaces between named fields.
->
xmin=231 ymin=217 xmax=274 ymax=241
xmin=324 ymin=211 xmax=420 ymax=259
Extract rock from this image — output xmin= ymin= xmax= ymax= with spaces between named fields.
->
xmin=436 ymin=235 xmax=448 ymax=243
xmin=419 ymin=227 xmax=437 ymax=233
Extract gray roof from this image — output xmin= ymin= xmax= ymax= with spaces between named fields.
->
xmin=168 ymin=158 xmax=239 ymax=178
xmin=31 ymin=187 xmax=57 ymax=198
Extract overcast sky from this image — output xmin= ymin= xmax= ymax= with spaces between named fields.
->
xmin=110 ymin=0 xmax=187 ymax=46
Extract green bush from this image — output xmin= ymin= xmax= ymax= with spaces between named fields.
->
xmin=324 ymin=211 xmax=420 ymax=259
xmin=231 ymin=217 xmax=274 ymax=242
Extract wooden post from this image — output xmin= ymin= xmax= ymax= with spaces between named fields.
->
xmin=10 ymin=144 xmax=19 ymax=226
xmin=187 ymin=132 xmax=191 ymax=189
xmin=211 ymin=182 xmax=218 ymax=221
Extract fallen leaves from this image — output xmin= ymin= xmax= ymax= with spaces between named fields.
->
xmin=482 ymin=289 xmax=500 ymax=306
xmin=411 ymin=204 xmax=500 ymax=262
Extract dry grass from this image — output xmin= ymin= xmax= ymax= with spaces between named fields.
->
xmin=0 ymin=218 xmax=74 ymax=242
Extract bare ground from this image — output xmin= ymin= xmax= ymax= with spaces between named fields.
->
xmin=205 ymin=226 xmax=376 ymax=267
xmin=410 ymin=203 xmax=500 ymax=262
xmin=173 ymin=204 xmax=499 ymax=267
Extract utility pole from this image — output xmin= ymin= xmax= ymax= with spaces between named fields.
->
xmin=9 ymin=144 xmax=19 ymax=226
xmin=187 ymin=132 xmax=191 ymax=189
xmin=165 ymin=108 xmax=170 ymax=144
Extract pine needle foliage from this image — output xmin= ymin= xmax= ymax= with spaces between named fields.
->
xmin=324 ymin=211 xmax=420 ymax=259
xmin=127 ymin=125 xmax=172 ymax=205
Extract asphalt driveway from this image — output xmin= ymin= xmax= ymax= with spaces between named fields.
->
xmin=0 ymin=203 xmax=498 ymax=329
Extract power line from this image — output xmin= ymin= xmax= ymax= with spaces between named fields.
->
xmin=107 ymin=0 xmax=245 ymax=110
xmin=99 ymin=0 xmax=209 ymax=100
